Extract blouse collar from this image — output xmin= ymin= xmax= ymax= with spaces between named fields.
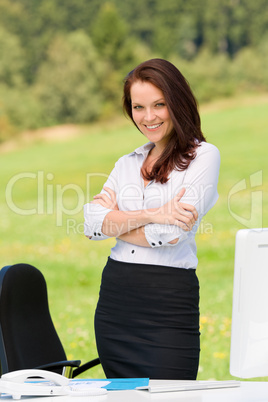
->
xmin=130 ymin=142 xmax=155 ymax=158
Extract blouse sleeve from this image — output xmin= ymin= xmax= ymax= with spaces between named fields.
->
xmin=84 ymin=164 xmax=118 ymax=241
xmin=144 ymin=143 xmax=221 ymax=247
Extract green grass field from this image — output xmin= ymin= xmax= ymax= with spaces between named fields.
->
xmin=0 ymin=94 xmax=268 ymax=380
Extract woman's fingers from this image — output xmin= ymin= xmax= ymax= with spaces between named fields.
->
xmin=179 ymin=202 xmax=198 ymax=219
xmin=175 ymin=187 xmax=186 ymax=201
xmin=173 ymin=219 xmax=192 ymax=231
xmin=93 ymin=193 xmax=109 ymax=202
xmin=174 ymin=189 xmax=198 ymax=222
xmin=91 ymin=198 xmax=107 ymax=208
xmin=103 ymin=186 xmax=116 ymax=200
xmin=92 ymin=193 xmax=111 ymax=207
xmin=172 ymin=204 xmax=197 ymax=230
xmin=103 ymin=187 xmax=119 ymax=210
xmin=104 ymin=187 xmax=118 ymax=209
xmin=172 ymin=210 xmax=196 ymax=230
xmin=91 ymin=187 xmax=118 ymax=210
xmin=177 ymin=208 xmax=197 ymax=225
xmin=175 ymin=202 xmax=198 ymax=222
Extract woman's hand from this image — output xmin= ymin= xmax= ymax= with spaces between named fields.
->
xmin=86 ymin=187 xmax=118 ymax=240
xmin=91 ymin=187 xmax=119 ymax=210
xmin=151 ymin=188 xmax=198 ymax=231
xmin=87 ymin=186 xmax=197 ymax=242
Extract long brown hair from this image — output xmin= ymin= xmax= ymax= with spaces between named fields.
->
xmin=123 ymin=58 xmax=206 ymax=184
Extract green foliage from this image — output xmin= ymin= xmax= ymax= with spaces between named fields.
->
xmin=0 ymin=0 xmax=268 ymax=139
xmin=0 ymin=26 xmax=25 ymax=87
xmin=0 ymin=85 xmax=43 ymax=140
xmin=152 ymin=0 xmax=202 ymax=58
xmin=92 ymin=3 xmax=128 ymax=65
xmin=231 ymin=46 xmax=268 ymax=91
xmin=171 ymin=50 xmax=234 ymax=103
xmin=0 ymin=26 xmax=43 ymax=140
xmin=90 ymin=3 xmax=152 ymax=113
xmin=34 ymin=31 xmax=105 ymax=124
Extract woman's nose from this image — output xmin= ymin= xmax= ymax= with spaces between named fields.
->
xmin=144 ymin=108 xmax=156 ymax=122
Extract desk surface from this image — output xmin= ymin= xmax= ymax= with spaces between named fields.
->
xmin=1 ymin=381 xmax=268 ymax=401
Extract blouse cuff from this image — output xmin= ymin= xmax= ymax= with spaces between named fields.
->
xmin=84 ymin=203 xmax=112 ymax=240
xmin=144 ymin=223 xmax=187 ymax=248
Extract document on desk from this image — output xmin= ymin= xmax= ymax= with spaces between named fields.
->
xmin=70 ymin=380 xmax=110 ymax=389
xmin=71 ymin=378 xmax=149 ymax=390
xmin=137 ymin=380 xmax=240 ymax=393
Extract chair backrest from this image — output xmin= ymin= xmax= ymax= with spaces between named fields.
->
xmin=0 ymin=263 xmax=67 ymax=375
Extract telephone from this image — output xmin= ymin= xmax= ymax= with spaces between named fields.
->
xmin=0 ymin=369 xmax=108 ymax=399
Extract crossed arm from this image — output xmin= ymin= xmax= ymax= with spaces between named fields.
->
xmin=85 ymin=144 xmax=220 ymax=248
xmin=87 ymin=186 xmax=198 ymax=247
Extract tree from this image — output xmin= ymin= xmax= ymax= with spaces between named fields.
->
xmin=91 ymin=2 xmax=153 ymax=111
xmin=0 ymin=26 xmax=26 ymax=87
xmin=91 ymin=2 xmax=129 ymax=68
xmin=34 ymin=31 xmax=105 ymax=124
xmin=0 ymin=25 xmax=42 ymax=140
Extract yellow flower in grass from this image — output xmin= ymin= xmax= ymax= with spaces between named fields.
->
xmin=213 ymin=352 xmax=226 ymax=359
xmin=200 ymin=316 xmax=209 ymax=324
xmin=200 ymin=316 xmax=209 ymax=330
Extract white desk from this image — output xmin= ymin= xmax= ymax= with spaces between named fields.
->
xmin=1 ymin=381 xmax=267 ymax=401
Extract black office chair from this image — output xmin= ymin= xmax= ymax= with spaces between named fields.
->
xmin=0 ymin=263 xmax=100 ymax=377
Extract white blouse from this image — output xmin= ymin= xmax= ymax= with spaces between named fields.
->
xmin=84 ymin=141 xmax=220 ymax=269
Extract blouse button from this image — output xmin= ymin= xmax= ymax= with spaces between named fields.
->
xmin=151 ymin=243 xmax=155 ymax=246
xmin=131 ymin=250 xmax=135 ymax=254
xmin=98 ymin=233 xmax=101 ymax=236
xmin=159 ymin=241 xmax=162 ymax=245
xmin=94 ymin=232 xmax=97 ymax=236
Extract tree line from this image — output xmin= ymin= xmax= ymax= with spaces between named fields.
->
xmin=0 ymin=0 xmax=268 ymax=141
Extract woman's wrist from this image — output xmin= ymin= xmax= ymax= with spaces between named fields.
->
xmin=102 ymin=209 xmax=153 ymax=237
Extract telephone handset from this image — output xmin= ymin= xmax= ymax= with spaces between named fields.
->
xmin=0 ymin=369 xmax=108 ymax=399
xmin=2 ymin=368 xmax=69 ymax=385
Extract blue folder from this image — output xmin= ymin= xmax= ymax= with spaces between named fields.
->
xmin=73 ymin=378 xmax=149 ymax=391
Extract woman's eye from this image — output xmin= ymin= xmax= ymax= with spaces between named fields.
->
xmin=156 ymin=103 xmax=165 ymax=107
xmin=133 ymin=105 xmax=143 ymax=110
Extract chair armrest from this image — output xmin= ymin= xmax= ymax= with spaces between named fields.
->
xmin=72 ymin=358 xmax=100 ymax=377
xmin=36 ymin=359 xmax=81 ymax=372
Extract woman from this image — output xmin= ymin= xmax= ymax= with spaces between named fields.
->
xmin=84 ymin=59 xmax=220 ymax=380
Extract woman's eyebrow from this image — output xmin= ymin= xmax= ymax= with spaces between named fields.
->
xmin=132 ymin=98 xmax=165 ymax=105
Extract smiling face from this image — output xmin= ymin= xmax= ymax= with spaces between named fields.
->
xmin=130 ymin=80 xmax=174 ymax=152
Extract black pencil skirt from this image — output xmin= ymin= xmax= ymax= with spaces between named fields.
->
xmin=94 ymin=257 xmax=200 ymax=379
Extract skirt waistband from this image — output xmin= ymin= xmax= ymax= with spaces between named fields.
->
xmin=103 ymin=257 xmax=198 ymax=290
